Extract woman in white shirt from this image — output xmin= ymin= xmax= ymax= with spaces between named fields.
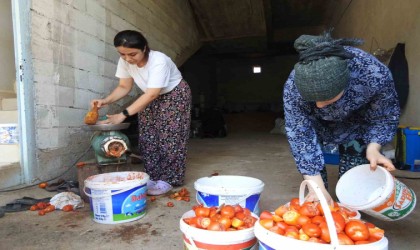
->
xmin=91 ymin=30 xmax=191 ymax=195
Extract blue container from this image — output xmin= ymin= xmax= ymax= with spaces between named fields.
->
xmin=403 ymin=127 xmax=420 ymax=171
xmin=324 ymin=152 xmax=340 ymax=165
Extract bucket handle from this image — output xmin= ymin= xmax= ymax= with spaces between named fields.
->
xmin=83 ymin=185 xmax=142 ymax=199
xmin=299 ymin=180 xmax=340 ymax=248
xmin=185 ymin=233 xmax=199 ymax=250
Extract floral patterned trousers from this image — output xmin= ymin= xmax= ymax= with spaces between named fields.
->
xmin=138 ymin=80 xmax=191 ymax=186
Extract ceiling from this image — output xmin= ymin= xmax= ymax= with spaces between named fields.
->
xmin=188 ymin=0 xmax=345 ymax=57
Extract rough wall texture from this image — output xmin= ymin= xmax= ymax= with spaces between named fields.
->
xmin=30 ymin=0 xmax=201 ymax=180
xmin=333 ymin=0 xmax=420 ymax=126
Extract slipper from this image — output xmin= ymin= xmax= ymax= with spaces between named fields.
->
xmin=56 ymin=181 xmax=80 ymax=195
xmin=147 ymin=180 xmax=173 ymax=196
xmin=1 ymin=196 xmax=51 ymax=213
xmin=13 ymin=196 xmax=51 ymax=205
xmin=45 ymin=179 xmax=65 ymax=192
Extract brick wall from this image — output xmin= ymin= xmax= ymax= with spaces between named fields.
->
xmin=30 ymin=0 xmax=201 ymax=180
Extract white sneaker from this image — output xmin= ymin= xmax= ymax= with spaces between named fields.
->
xmin=147 ymin=180 xmax=173 ymax=196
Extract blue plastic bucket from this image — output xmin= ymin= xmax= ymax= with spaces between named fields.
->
xmin=194 ymin=175 xmax=264 ymax=214
xmin=84 ymin=171 xmax=149 ymax=224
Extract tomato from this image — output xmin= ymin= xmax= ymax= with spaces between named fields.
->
xmin=29 ymin=205 xmax=39 ymax=211
xmin=344 ymin=220 xmax=370 ymax=241
xmin=209 ymin=207 xmax=218 ymax=217
xmin=207 ymin=221 xmax=223 ymax=231
xmin=38 ymin=210 xmax=46 ymax=216
xmin=194 ymin=206 xmax=210 ymax=217
xmin=276 ymin=221 xmax=288 ymax=231
xmin=199 ymin=217 xmax=212 ymax=229
xmin=331 ymin=211 xmax=346 ymax=233
xmin=355 ymin=240 xmax=372 ymax=245
xmin=232 ymin=204 xmax=243 ymax=213
xmin=302 ymin=223 xmax=322 ymax=238
xmin=274 ymin=205 xmax=289 ymax=217
xmin=167 ymin=202 xmax=174 ymax=207
xmin=220 ymin=205 xmax=235 ymax=219
xmin=62 ymin=204 xmax=74 ymax=212
xmin=188 ymin=217 xmax=203 ymax=228
xmin=298 ymin=232 xmax=310 ymax=241
xmin=337 ymin=232 xmax=355 ymax=245
xmin=339 ymin=206 xmax=358 ymax=218
xmin=259 ymin=210 xmax=274 ymax=220
xmin=289 ymin=198 xmax=301 ymax=211
xmin=36 ymin=202 xmax=47 ymax=209
xmin=234 ymin=212 xmax=246 ymax=220
xmin=38 ymin=182 xmax=48 ymax=188
xmin=284 ymin=231 xmax=299 ymax=239
xmin=44 ymin=205 xmax=55 ymax=213
xmin=231 ymin=217 xmax=245 ymax=228
xmin=308 ymin=237 xmax=326 ymax=244
xmin=272 ymin=214 xmax=283 ymax=222
xmin=368 ymin=226 xmax=384 ymax=241
xmin=210 ymin=213 xmax=222 ymax=222
xmin=282 ymin=210 xmax=300 ymax=226
xmin=285 ymin=225 xmax=299 ymax=234
xmin=319 ymin=222 xmax=331 ymax=243
xmin=242 ymin=208 xmax=252 ymax=216
xmin=243 ymin=215 xmax=257 ymax=228
xmin=311 ymin=215 xmax=325 ymax=225
xmin=218 ymin=216 xmax=232 ymax=229
xmin=259 ymin=219 xmax=275 ymax=229
xmin=296 ymin=215 xmax=311 ymax=227
xmin=269 ymin=226 xmax=285 ymax=235
xmin=299 ymin=202 xmax=320 ymax=218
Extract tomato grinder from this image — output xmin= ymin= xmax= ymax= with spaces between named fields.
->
xmin=82 ymin=123 xmax=131 ymax=165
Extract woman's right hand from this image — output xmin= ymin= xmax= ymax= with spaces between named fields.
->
xmin=90 ymin=99 xmax=108 ymax=109
xmin=303 ymin=174 xmax=333 ymax=205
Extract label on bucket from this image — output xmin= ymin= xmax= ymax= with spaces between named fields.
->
xmin=87 ymin=184 xmax=147 ymax=224
xmin=371 ymin=177 xmax=416 ymax=220
xmin=196 ymin=192 xmax=261 ymax=214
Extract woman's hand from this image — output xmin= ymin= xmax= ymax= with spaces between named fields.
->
xmin=303 ymin=175 xmax=333 ymax=205
xmin=366 ymin=142 xmax=396 ymax=172
xmin=90 ymin=99 xmax=108 ymax=109
xmin=97 ymin=113 xmax=126 ymax=125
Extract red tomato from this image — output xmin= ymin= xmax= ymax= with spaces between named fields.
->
xmin=259 ymin=219 xmax=275 ymax=229
xmin=272 ymin=214 xmax=283 ymax=222
xmin=308 ymin=237 xmax=326 ymax=244
xmin=344 ymin=220 xmax=370 ymax=241
xmin=207 ymin=221 xmax=223 ymax=231
xmin=242 ymin=208 xmax=252 ymax=216
xmin=337 ymin=232 xmax=355 ymax=245
xmin=284 ymin=231 xmax=299 ymax=239
xmin=285 ymin=225 xmax=299 ymax=234
xmin=339 ymin=206 xmax=358 ymax=218
xmin=355 ymin=240 xmax=372 ymax=245
xmin=194 ymin=207 xmax=210 ymax=217
xmin=298 ymin=232 xmax=310 ymax=241
xmin=269 ymin=226 xmax=285 ymax=235
xmin=218 ymin=216 xmax=232 ymax=229
xmin=200 ymin=217 xmax=212 ymax=229
xmin=299 ymin=202 xmax=320 ymax=218
xmin=259 ymin=210 xmax=274 ymax=220
xmin=282 ymin=210 xmax=300 ymax=226
xmin=302 ymin=223 xmax=322 ymax=238
xmin=233 ymin=204 xmax=243 ymax=213
xmin=331 ymin=211 xmax=346 ymax=233
xmin=220 ymin=205 xmax=235 ymax=219
xmin=319 ymin=222 xmax=331 ymax=243
xmin=276 ymin=221 xmax=288 ymax=231
xmin=274 ymin=205 xmax=289 ymax=217
xmin=368 ymin=226 xmax=384 ymax=241
xmin=243 ymin=215 xmax=257 ymax=228
xmin=296 ymin=215 xmax=311 ymax=227
xmin=289 ymin=198 xmax=301 ymax=211
xmin=311 ymin=215 xmax=325 ymax=225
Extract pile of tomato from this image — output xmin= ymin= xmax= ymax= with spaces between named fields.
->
xmin=183 ymin=204 xmax=257 ymax=231
xmin=258 ymin=198 xmax=385 ymax=245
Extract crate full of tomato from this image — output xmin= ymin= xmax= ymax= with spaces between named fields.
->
xmin=254 ymin=180 xmax=388 ymax=250
xmin=180 ymin=204 xmax=259 ymax=250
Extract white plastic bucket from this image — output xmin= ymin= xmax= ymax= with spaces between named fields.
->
xmin=194 ymin=175 xmax=265 ymax=214
xmin=254 ymin=180 xmax=389 ymax=250
xmin=336 ymin=164 xmax=416 ymax=221
xmin=180 ymin=210 xmax=258 ymax=250
xmin=84 ymin=171 xmax=149 ymax=224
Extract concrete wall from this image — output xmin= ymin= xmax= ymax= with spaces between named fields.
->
xmin=333 ymin=0 xmax=420 ymax=126
xmin=30 ymin=0 xmax=201 ymax=181
xmin=0 ymin=0 xmax=16 ymax=96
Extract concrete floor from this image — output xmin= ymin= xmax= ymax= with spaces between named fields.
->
xmin=0 ymin=113 xmax=419 ymax=249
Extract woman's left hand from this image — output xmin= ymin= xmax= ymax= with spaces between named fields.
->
xmin=366 ymin=142 xmax=396 ymax=172
xmin=97 ymin=113 xmax=126 ymax=125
